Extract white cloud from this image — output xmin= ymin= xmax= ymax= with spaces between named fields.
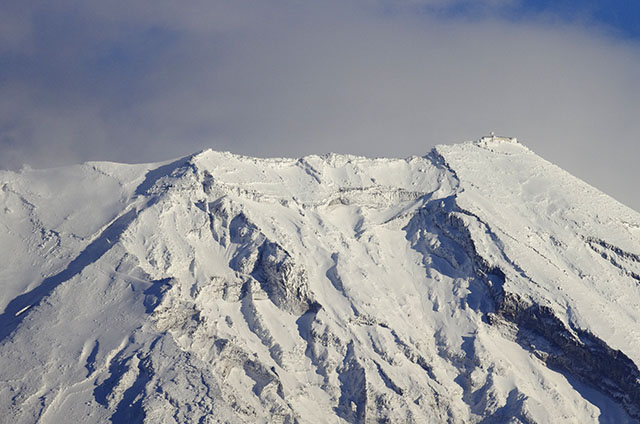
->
xmin=0 ymin=1 xmax=639 ymax=211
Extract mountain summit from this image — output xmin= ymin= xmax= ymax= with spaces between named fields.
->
xmin=1 ymin=139 xmax=640 ymax=423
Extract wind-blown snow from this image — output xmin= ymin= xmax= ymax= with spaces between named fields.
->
xmin=1 ymin=139 xmax=639 ymax=423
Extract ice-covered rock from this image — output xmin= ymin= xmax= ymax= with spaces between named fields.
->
xmin=1 ymin=139 xmax=640 ymax=423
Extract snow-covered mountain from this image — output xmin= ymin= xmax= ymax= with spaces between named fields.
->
xmin=1 ymin=138 xmax=640 ymax=423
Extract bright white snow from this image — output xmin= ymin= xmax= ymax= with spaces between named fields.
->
xmin=1 ymin=140 xmax=639 ymax=423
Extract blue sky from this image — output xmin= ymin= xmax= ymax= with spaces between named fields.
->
xmin=430 ymin=0 xmax=640 ymax=39
xmin=0 ymin=0 xmax=639 ymax=210
xmin=511 ymin=0 xmax=640 ymax=39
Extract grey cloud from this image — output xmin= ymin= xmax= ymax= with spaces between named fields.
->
xmin=0 ymin=1 xmax=639 ymax=211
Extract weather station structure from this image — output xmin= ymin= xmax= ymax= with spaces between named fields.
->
xmin=479 ymin=132 xmax=517 ymax=143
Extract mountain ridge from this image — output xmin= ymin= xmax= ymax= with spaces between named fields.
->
xmin=1 ymin=139 xmax=639 ymax=423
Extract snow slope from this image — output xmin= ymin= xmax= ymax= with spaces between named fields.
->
xmin=1 ymin=139 xmax=639 ymax=423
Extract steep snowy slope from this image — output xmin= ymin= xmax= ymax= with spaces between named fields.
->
xmin=1 ymin=139 xmax=639 ymax=423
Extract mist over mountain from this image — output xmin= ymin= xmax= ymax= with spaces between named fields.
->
xmin=1 ymin=138 xmax=639 ymax=423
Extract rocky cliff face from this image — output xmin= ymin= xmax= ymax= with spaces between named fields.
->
xmin=1 ymin=139 xmax=640 ymax=423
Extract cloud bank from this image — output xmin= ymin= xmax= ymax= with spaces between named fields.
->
xmin=1 ymin=0 xmax=639 ymax=210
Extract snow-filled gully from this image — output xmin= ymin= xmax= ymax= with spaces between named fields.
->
xmin=2 ymin=141 xmax=640 ymax=422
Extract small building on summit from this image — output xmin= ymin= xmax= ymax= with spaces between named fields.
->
xmin=479 ymin=132 xmax=517 ymax=143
